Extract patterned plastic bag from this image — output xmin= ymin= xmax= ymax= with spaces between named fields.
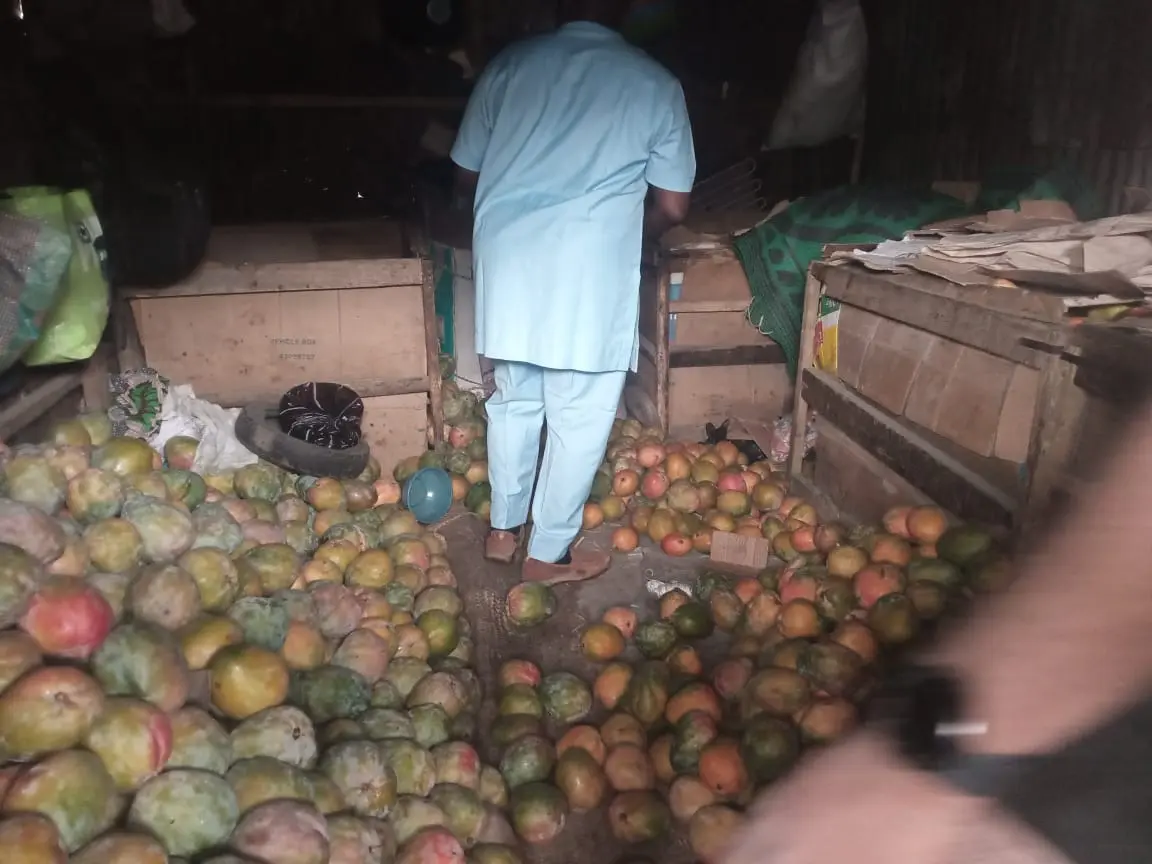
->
xmin=0 ymin=212 xmax=72 ymax=375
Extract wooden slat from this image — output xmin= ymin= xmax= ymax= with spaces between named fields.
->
xmin=422 ymin=259 xmax=444 ymax=447
xmin=81 ymin=343 xmax=114 ymax=412
xmin=638 ymin=334 xmax=659 ymax=363
xmin=202 ymin=94 xmax=467 ymax=110
xmin=125 ymin=222 xmax=423 ymax=298
xmin=669 ymin=343 xmax=786 ymax=368
xmin=789 ymin=273 xmax=823 ymax=478
xmin=112 ymin=292 xmax=145 ymax=373
xmin=669 ymin=299 xmax=749 ymax=314
xmin=816 ymin=265 xmax=1066 ymax=368
xmin=811 ymin=421 xmax=939 ymax=524
xmin=125 ymin=260 xmax=424 ymax=299
xmin=815 ymin=261 xmax=1067 ymax=322
xmin=655 ymin=263 xmax=671 ymax=435
xmin=1070 ymin=323 xmax=1152 ymax=406
xmin=0 ymin=373 xmax=83 ymax=438
xmin=1024 ymin=354 xmax=1086 ymax=531
xmin=196 ymin=376 xmax=431 ymax=410
xmin=802 ymin=368 xmax=1019 ymax=526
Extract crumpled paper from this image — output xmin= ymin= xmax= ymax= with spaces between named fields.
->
xmin=646 ymin=578 xmax=695 ymax=598
xmin=152 ymin=384 xmax=258 ymax=474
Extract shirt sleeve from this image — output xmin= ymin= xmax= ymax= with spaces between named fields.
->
xmin=645 ymin=80 xmax=697 ymax=193
xmin=451 ymin=63 xmax=500 ymax=173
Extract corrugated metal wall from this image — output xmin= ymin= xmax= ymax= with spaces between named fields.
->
xmin=860 ymin=0 xmax=1152 ymax=214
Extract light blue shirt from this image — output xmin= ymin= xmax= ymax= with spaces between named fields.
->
xmin=451 ymin=21 xmax=696 ymax=373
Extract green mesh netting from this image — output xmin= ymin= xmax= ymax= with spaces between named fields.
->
xmin=733 ymin=167 xmax=1101 ymax=378
xmin=733 ymin=185 xmax=968 ymax=377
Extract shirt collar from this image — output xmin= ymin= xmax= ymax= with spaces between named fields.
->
xmin=559 ymin=21 xmax=623 ymax=40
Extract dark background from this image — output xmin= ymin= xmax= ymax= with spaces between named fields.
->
xmin=2 ymin=0 xmax=1150 ymax=273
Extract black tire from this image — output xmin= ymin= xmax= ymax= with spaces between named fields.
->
xmin=234 ymin=402 xmax=369 ymax=479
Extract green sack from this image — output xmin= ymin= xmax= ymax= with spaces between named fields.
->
xmin=0 ymin=187 xmax=110 ymax=366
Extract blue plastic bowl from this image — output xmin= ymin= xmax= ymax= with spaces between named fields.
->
xmin=403 ymin=467 xmax=454 ymax=524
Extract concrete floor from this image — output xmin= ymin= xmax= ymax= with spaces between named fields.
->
xmin=441 ymin=511 xmax=708 ymax=864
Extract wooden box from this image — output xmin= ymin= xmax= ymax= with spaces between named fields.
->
xmin=790 ymin=263 xmax=1087 ymax=529
xmin=117 ymin=220 xmax=444 ymax=447
xmin=629 ymin=224 xmax=791 ymax=438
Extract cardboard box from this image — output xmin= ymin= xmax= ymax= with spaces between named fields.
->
xmin=833 ymin=304 xmax=1040 ymax=462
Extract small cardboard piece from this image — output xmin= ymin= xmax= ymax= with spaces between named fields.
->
xmin=709 ymin=530 xmax=772 ymax=571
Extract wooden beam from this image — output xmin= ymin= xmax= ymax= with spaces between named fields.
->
xmin=669 ymin=299 xmax=749 ymax=314
xmin=200 ymin=95 xmax=467 ymax=111
xmin=201 ymin=376 xmax=432 ymax=410
xmin=112 ymin=293 xmax=145 ymax=373
xmin=789 ymin=273 xmax=822 ymax=479
xmin=1024 ymin=355 xmax=1086 ymax=532
xmin=817 ymin=265 xmax=1066 ymax=369
xmin=655 ymin=262 xmax=671 ymax=435
xmin=1070 ymin=324 xmax=1152 ymax=406
xmin=81 ymin=343 xmax=114 ymax=413
xmin=422 ymin=259 xmax=445 ymax=448
xmin=0 ymin=373 xmax=83 ymax=439
xmin=669 ymin=343 xmax=786 ymax=368
xmin=801 ymin=368 xmax=1019 ymax=526
xmin=811 ymin=421 xmax=938 ymax=525
xmin=124 ymin=261 xmax=424 ymax=299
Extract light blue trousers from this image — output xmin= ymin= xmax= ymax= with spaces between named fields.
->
xmin=485 ymin=360 xmax=626 ymax=563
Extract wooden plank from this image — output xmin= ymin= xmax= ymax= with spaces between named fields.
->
xmin=1069 ymin=324 xmax=1152 ymax=406
xmin=638 ymin=264 xmax=660 ymax=347
xmin=0 ymin=373 xmax=83 ymax=438
xmin=816 ymin=265 xmax=1066 ymax=368
xmin=1023 ymin=354 xmax=1086 ymax=531
xmin=197 ymin=376 xmax=431 ymax=409
xmin=669 ymin=365 xmax=791 ymax=439
xmin=670 ymin=343 xmax=786 ymax=368
xmin=787 ymin=473 xmax=846 ymax=525
xmin=814 ymin=261 xmax=1067 ymax=322
xmin=789 ymin=274 xmax=822 ymax=478
xmin=81 ymin=343 xmax=114 ymax=412
xmin=422 ymin=259 xmax=444 ymax=447
xmin=125 ymin=260 xmax=423 ymax=298
xmin=669 ymin=299 xmax=749 ymax=314
xmin=655 ymin=261 xmax=671 ymax=435
xmin=638 ymin=334 xmax=659 ymax=363
xmin=202 ymin=94 xmax=468 ymax=110
xmin=801 ymin=368 xmax=1019 ymax=526
xmin=811 ymin=421 xmax=938 ymax=525
xmin=111 ymin=292 xmax=145 ymax=373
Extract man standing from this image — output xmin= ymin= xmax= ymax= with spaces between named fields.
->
xmin=450 ymin=0 xmax=695 ymax=584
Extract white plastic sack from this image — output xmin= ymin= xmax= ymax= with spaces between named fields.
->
xmin=153 ymin=384 xmax=259 ymax=474
xmin=766 ymin=0 xmax=867 ymax=151
xmin=151 ymin=0 xmax=196 ymax=36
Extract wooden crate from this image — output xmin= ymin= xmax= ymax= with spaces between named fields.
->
xmin=115 ymin=220 xmax=443 ymax=447
xmin=630 ymin=236 xmax=790 ymax=439
xmin=788 ymin=261 xmax=1110 ymax=530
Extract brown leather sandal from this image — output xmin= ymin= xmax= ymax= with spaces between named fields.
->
xmin=484 ymin=529 xmax=520 ymax=564
xmin=521 ymin=546 xmax=612 ymax=586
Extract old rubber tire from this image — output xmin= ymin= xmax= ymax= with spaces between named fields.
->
xmin=234 ymin=402 xmax=370 ymax=479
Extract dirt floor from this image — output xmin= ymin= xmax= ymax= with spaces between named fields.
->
xmin=441 ymin=512 xmax=708 ymax=864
